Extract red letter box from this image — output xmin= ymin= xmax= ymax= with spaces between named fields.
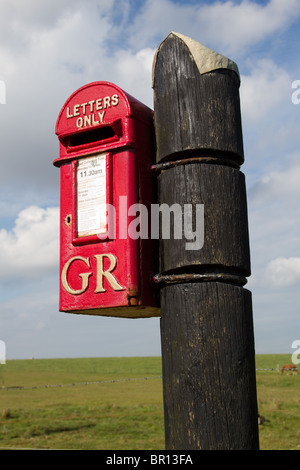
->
xmin=54 ymin=81 xmax=159 ymax=318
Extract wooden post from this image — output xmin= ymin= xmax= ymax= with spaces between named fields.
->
xmin=152 ymin=32 xmax=259 ymax=450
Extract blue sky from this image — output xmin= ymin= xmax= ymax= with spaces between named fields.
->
xmin=0 ymin=0 xmax=299 ymax=359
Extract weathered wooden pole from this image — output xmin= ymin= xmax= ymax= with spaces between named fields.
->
xmin=152 ymin=32 xmax=259 ymax=450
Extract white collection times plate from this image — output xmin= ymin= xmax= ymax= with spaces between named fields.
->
xmin=76 ymin=153 xmax=107 ymax=237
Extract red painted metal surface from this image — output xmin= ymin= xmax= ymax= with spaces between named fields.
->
xmin=54 ymin=82 xmax=159 ymax=317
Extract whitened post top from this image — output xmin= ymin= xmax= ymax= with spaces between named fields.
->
xmin=152 ymin=31 xmax=240 ymax=85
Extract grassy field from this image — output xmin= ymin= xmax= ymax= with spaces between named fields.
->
xmin=0 ymin=355 xmax=299 ymax=450
xmin=255 ymin=355 xmax=300 ymax=450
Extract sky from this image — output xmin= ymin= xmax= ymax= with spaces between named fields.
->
xmin=0 ymin=0 xmax=299 ymax=360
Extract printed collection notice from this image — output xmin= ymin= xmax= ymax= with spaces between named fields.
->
xmin=77 ymin=153 xmax=107 ymax=237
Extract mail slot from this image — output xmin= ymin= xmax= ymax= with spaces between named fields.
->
xmin=54 ymin=81 xmax=159 ymax=317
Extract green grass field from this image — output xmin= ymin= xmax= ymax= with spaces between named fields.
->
xmin=0 ymin=355 xmax=299 ymax=450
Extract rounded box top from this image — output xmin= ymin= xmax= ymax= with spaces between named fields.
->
xmin=54 ymin=81 xmax=153 ymax=165
xmin=56 ymin=81 xmax=130 ymax=138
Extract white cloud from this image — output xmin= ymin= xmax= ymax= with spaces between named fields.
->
xmin=265 ymin=257 xmax=300 ymax=287
xmin=127 ymin=0 xmax=300 ymax=56
xmin=1 ymin=0 xmax=297 ymax=195
xmin=113 ymin=47 xmax=155 ymax=105
xmin=240 ymin=59 xmax=291 ymax=121
xmin=0 ymin=206 xmax=59 ymax=279
xmin=247 ymin=155 xmax=300 ymax=279
xmin=0 ymin=1 xmax=156 ymax=196
xmin=249 ymin=156 xmax=300 ymax=204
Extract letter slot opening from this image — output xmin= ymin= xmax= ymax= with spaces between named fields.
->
xmin=63 ymin=126 xmax=116 ymax=149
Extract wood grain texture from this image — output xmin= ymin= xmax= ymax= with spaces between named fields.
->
xmin=153 ymin=34 xmax=244 ymax=164
xmin=158 ymin=163 xmax=251 ymax=276
xmin=160 ymin=282 xmax=259 ymax=450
